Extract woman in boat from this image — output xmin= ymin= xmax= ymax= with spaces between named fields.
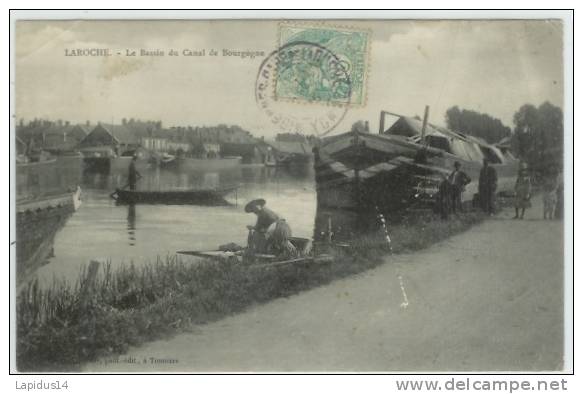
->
xmin=513 ymin=162 xmax=532 ymax=219
xmin=245 ymin=199 xmax=298 ymax=258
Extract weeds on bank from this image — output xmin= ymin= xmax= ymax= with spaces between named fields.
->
xmin=17 ymin=208 xmax=486 ymax=372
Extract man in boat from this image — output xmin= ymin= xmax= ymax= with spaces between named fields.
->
xmin=478 ymin=158 xmax=498 ymax=215
xmin=448 ymin=161 xmax=471 ymax=213
xmin=245 ymin=199 xmax=298 ymax=258
xmin=128 ymin=154 xmax=141 ymax=191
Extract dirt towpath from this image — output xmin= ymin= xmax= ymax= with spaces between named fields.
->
xmin=85 ymin=196 xmax=564 ymax=372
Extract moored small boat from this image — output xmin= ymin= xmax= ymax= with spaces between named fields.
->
xmin=177 ymin=236 xmax=334 ymax=269
xmin=16 ymin=186 xmax=82 ymax=282
xmin=159 ymin=156 xmax=242 ymax=171
xmin=110 ymin=186 xmax=238 ymax=205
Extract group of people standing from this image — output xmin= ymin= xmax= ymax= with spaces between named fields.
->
xmin=513 ymin=163 xmax=563 ymax=220
xmin=437 ymin=159 xmax=500 ymax=219
xmin=437 ymin=160 xmax=473 ymax=219
xmin=437 ymin=157 xmax=563 ymax=220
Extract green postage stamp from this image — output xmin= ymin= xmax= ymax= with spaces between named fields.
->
xmin=277 ymin=23 xmax=370 ymax=106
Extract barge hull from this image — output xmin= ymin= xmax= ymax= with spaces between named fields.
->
xmin=314 ymin=127 xmax=517 ymax=214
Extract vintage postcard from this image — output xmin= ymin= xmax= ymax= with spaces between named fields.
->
xmin=12 ymin=14 xmax=571 ymax=373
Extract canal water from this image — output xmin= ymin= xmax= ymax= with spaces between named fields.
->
xmin=17 ymin=158 xmax=319 ymax=286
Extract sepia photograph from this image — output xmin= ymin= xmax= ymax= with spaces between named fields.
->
xmin=11 ymin=13 xmax=571 ymax=373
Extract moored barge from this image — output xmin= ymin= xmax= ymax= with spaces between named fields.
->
xmin=313 ymin=109 xmax=518 ymax=214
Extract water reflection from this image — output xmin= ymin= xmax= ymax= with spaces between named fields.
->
xmin=19 ymin=160 xmax=319 ymax=285
xmin=18 ymin=157 xmax=389 ymax=286
xmin=16 ymin=206 xmax=73 ymax=284
xmin=16 ymin=157 xmax=83 ymax=200
xmin=82 ymin=171 xmax=113 ymax=190
xmin=127 ymin=204 xmax=136 ymax=246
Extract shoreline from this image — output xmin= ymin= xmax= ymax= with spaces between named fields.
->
xmin=18 ymin=203 xmax=514 ymax=372
xmin=84 ymin=195 xmax=562 ymax=372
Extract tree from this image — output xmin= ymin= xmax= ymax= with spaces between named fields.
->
xmin=511 ymin=101 xmax=563 ymax=176
xmin=512 ymin=104 xmax=539 ymax=159
xmin=445 ymin=106 xmax=511 ymax=144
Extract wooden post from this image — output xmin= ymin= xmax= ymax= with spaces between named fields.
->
xmin=421 ymin=105 xmax=430 ymax=143
xmin=379 ymin=111 xmax=386 ymax=134
xmin=327 ymin=214 xmax=333 ymax=244
xmin=80 ymin=260 xmax=100 ymax=305
xmin=354 ymin=168 xmax=361 ymax=206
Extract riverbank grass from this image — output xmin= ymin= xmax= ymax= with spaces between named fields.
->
xmin=17 ymin=208 xmax=486 ymax=371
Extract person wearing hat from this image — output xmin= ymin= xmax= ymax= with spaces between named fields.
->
xmin=127 ymin=154 xmax=141 ymax=191
xmin=448 ymin=161 xmax=471 ymax=213
xmin=245 ymin=199 xmax=297 ymax=258
xmin=513 ymin=162 xmax=532 ymax=219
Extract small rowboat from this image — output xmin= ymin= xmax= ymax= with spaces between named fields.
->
xmin=110 ymin=186 xmax=237 ymax=205
xmin=177 ymin=236 xmax=334 ymax=269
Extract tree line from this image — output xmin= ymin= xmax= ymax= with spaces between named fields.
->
xmin=444 ymin=102 xmax=563 ymax=176
xmin=511 ymin=102 xmax=563 ymax=176
xmin=445 ymin=106 xmax=511 ymax=144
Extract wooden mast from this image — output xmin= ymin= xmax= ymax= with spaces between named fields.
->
xmin=420 ymin=105 xmax=430 ymax=143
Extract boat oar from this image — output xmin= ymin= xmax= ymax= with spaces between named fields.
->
xmin=109 ymin=182 xmax=130 ymax=199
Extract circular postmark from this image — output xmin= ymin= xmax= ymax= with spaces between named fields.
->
xmin=255 ymin=41 xmax=352 ymax=137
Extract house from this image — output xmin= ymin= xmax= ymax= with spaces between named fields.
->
xmin=139 ymin=129 xmax=171 ymax=153
xmin=217 ymin=126 xmax=256 ymax=144
xmin=79 ymin=123 xmax=140 ymax=156
xmin=141 ymin=134 xmax=168 ymax=152
xmin=16 ymin=120 xmax=90 ymax=153
xmin=216 ymin=127 xmax=264 ymax=162
xmin=166 ymin=139 xmax=191 ymax=154
xmin=202 ymin=142 xmax=220 ymax=156
xmin=43 ymin=123 xmax=90 ymax=153
xmin=261 ymin=139 xmax=313 ymax=166
xmin=186 ymin=128 xmax=222 ymax=158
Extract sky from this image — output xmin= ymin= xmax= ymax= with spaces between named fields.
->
xmin=14 ymin=19 xmax=564 ymax=137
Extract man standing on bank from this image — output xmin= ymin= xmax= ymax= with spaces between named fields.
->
xmin=478 ymin=158 xmax=498 ymax=216
xmin=448 ymin=161 xmax=471 ymax=213
xmin=437 ymin=173 xmax=451 ymax=220
xmin=245 ymin=199 xmax=297 ymax=258
xmin=128 ymin=154 xmax=141 ymax=191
